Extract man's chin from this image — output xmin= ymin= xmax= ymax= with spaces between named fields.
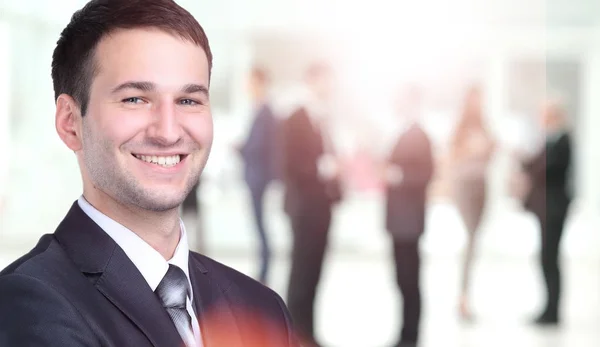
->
xmin=135 ymin=199 xmax=184 ymax=213
xmin=122 ymin=174 xmax=200 ymax=212
xmin=128 ymin=191 xmax=187 ymax=213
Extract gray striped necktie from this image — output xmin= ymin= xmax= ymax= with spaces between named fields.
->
xmin=155 ymin=264 xmax=196 ymax=347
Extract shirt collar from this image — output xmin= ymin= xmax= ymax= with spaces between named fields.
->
xmin=547 ymin=129 xmax=566 ymax=144
xmin=254 ymin=101 xmax=268 ymax=115
xmin=395 ymin=116 xmax=419 ymax=137
xmin=303 ymin=89 xmax=330 ymax=125
xmin=77 ymin=196 xmax=193 ymax=300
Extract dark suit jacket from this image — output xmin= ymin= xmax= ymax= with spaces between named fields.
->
xmin=240 ymin=104 xmax=280 ymax=192
xmin=523 ymin=131 xmax=571 ymax=219
xmin=282 ymin=108 xmax=336 ymax=217
xmin=385 ymin=124 xmax=434 ymax=241
xmin=0 ymin=202 xmax=297 ymax=347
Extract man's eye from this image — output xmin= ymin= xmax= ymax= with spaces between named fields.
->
xmin=122 ymin=97 xmax=144 ymax=104
xmin=179 ymin=99 xmax=200 ymax=106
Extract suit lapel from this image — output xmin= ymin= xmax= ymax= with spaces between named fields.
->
xmin=188 ymin=254 xmax=243 ymax=347
xmin=299 ymin=110 xmax=324 ymax=157
xmin=392 ymin=126 xmax=411 ymax=163
xmin=54 ymin=202 xmax=184 ymax=347
xmin=95 ymin=249 xmax=184 ymax=347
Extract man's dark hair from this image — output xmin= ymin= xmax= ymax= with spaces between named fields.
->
xmin=51 ymin=0 xmax=212 ymax=116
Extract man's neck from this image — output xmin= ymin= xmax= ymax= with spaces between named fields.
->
xmin=82 ymin=189 xmax=181 ymax=260
xmin=252 ymin=96 xmax=267 ymax=109
xmin=546 ymin=123 xmax=566 ymax=138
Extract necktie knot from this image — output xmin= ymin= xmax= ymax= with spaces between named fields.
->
xmin=155 ymin=264 xmax=196 ymax=346
xmin=155 ymin=264 xmax=190 ymax=309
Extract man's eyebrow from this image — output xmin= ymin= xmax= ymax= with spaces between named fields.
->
xmin=182 ymin=83 xmax=209 ymax=97
xmin=111 ymin=81 xmax=155 ymax=94
xmin=110 ymin=81 xmax=209 ymax=97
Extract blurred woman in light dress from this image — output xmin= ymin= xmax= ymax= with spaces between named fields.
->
xmin=450 ymin=86 xmax=496 ymax=321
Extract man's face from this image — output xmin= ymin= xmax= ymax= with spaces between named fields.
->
xmin=540 ymin=102 xmax=565 ymax=133
xmin=466 ymin=89 xmax=482 ymax=112
xmin=308 ymin=69 xmax=333 ymax=101
xmin=247 ymin=73 xmax=266 ymax=103
xmin=77 ymin=28 xmax=212 ymax=212
xmin=395 ymin=87 xmax=422 ymax=119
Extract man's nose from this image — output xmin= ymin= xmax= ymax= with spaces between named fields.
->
xmin=148 ymin=103 xmax=183 ymax=146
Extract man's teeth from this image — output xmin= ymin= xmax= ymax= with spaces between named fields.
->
xmin=134 ymin=154 xmax=181 ymax=167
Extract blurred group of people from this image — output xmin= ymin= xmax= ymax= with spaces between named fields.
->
xmin=230 ymin=63 xmax=573 ymax=347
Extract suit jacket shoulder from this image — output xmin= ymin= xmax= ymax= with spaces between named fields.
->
xmin=0 ymin=235 xmax=104 ymax=346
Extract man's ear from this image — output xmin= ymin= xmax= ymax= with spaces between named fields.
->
xmin=55 ymin=94 xmax=83 ymax=152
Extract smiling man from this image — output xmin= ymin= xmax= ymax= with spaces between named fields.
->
xmin=0 ymin=1 xmax=297 ymax=347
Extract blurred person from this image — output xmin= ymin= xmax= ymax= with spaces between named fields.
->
xmin=517 ymin=97 xmax=572 ymax=325
xmin=237 ymin=67 xmax=279 ymax=285
xmin=506 ymin=111 xmax=545 ymax=204
xmin=382 ymin=85 xmax=434 ymax=347
xmin=282 ymin=62 xmax=342 ymax=347
xmin=450 ymin=85 xmax=496 ymax=321
xmin=0 ymin=1 xmax=298 ymax=346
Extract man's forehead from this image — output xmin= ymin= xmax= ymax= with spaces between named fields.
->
xmin=91 ymin=30 xmax=209 ymax=81
xmin=94 ymin=28 xmax=207 ymax=59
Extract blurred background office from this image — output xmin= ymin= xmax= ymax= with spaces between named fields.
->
xmin=1 ymin=0 xmax=600 ymax=346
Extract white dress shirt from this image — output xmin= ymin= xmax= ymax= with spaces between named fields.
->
xmin=77 ymin=196 xmax=203 ymax=347
xmin=380 ymin=117 xmax=419 ymax=159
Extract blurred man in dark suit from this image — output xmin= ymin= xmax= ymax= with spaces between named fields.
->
xmin=382 ymin=86 xmax=434 ymax=347
xmin=282 ymin=63 xmax=342 ymax=347
xmin=238 ymin=67 xmax=279 ymax=285
xmin=521 ymin=98 xmax=572 ymax=325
